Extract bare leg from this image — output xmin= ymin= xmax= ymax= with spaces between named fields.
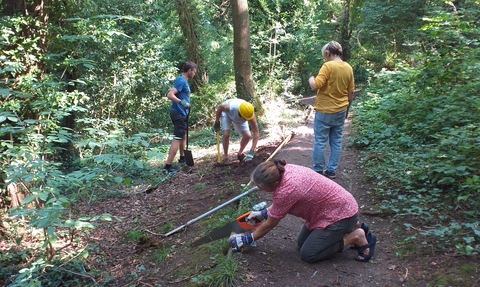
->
xmin=179 ymin=137 xmax=186 ymax=157
xmin=238 ymin=130 xmax=252 ymax=156
xmin=222 ymin=130 xmax=231 ymax=160
xmin=343 ymin=228 xmax=370 ymax=259
xmin=166 ymin=139 xmax=182 ymax=165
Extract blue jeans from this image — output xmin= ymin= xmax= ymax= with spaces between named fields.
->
xmin=312 ymin=110 xmax=347 ymax=174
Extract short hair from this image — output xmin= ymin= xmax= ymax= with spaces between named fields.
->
xmin=183 ymin=61 xmax=197 ymax=73
xmin=321 ymin=41 xmax=343 ymax=58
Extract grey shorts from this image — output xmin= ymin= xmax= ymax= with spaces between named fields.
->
xmin=297 ymin=213 xmax=359 ymax=263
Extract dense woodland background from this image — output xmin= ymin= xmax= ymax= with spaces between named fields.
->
xmin=1 ymin=0 xmax=479 ymax=286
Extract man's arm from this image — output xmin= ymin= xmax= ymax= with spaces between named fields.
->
xmin=248 ymin=117 xmax=260 ymax=152
xmin=215 ymin=103 xmax=229 ymax=122
xmin=346 ymin=91 xmax=354 ymax=118
xmin=167 ymin=87 xmax=181 ymax=104
xmin=308 ymin=76 xmax=318 ymax=91
xmin=348 ymin=91 xmax=354 ymax=106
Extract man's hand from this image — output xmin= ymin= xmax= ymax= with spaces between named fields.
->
xmin=228 ymin=233 xmax=255 ymax=252
xmin=179 ymin=100 xmax=190 ymax=109
xmin=244 ymin=150 xmax=255 ymax=161
xmin=246 ymin=209 xmax=268 ymax=226
xmin=213 ymin=121 xmax=220 ymax=132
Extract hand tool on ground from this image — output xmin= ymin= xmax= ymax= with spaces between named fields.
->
xmin=184 ymin=108 xmax=194 ymax=166
xmin=191 ymin=211 xmax=262 ymax=247
xmin=216 ymin=131 xmax=221 ymax=164
xmin=164 ymin=186 xmax=259 ymax=237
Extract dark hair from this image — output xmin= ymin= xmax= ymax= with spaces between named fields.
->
xmin=251 ymin=159 xmax=287 ymax=190
xmin=183 ymin=61 xmax=197 ymax=73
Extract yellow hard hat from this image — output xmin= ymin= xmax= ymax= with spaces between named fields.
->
xmin=239 ymin=102 xmax=255 ymax=121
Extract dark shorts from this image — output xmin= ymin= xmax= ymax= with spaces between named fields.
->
xmin=170 ymin=110 xmax=187 ymax=140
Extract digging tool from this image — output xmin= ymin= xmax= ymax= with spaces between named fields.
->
xmin=184 ymin=108 xmax=194 ymax=166
xmin=164 ymin=186 xmax=259 ymax=237
xmin=191 ymin=211 xmax=262 ymax=247
xmin=216 ymin=131 xmax=221 ymax=164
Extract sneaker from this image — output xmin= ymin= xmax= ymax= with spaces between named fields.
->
xmin=324 ymin=170 xmax=336 ymax=179
xmin=164 ymin=165 xmax=180 ymax=173
xmin=316 ymin=170 xmax=325 ymax=175
xmin=178 ymin=157 xmax=186 ymax=164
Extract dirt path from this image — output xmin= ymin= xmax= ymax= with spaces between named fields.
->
xmin=231 ymin=97 xmax=407 ymax=287
xmin=82 ymin=98 xmax=477 ymax=287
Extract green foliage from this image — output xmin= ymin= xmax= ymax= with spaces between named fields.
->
xmin=155 ymin=246 xmax=173 ymax=263
xmin=351 ymin=1 xmax=480 ymax=252
xmin=126 ymin=229 xmax=149 ymax=243
xmin=190 ymin=254 xmax=242 ymax=286
xmin=5 ymin=255 xmax=96 ymax=287
xmin=2 ymin=0 xmax=480 ymax=284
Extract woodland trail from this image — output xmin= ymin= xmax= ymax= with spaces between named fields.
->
xmin=235 ymin=97 xmax=411 ymax=287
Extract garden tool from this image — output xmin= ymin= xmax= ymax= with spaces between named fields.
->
xmin=164 ymin=186 xmax=259 ymax=237
xmin=190 ymin=211 xmax=262 ymax=247
xmin=184 ymin=109 xmax=194 ymax=166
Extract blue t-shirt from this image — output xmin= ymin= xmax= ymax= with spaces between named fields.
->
xmin=171 ymin=75 xmax=191 ymax=116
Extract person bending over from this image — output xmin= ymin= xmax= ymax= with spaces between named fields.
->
xmin=213 ymin=98 xmax=259 ymax=164
xmin=229 ymin=159 xmax=376 ymax=263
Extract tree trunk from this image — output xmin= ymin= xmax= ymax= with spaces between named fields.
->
xmin=340 ymin=0 xmax=352 ymax=61
xmin=231 ymin=0 xmax=264 ymax=115
xmin=7 ymin=183 xmax=24 ymax=208
xmin=175 ymin=0 xmax=208 ymax=92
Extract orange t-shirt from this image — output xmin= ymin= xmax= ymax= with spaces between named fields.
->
xmin=313 ymin=61 xmax=354 ymax=114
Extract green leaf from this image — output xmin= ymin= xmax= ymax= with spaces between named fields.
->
xmin=22 ymin=195 xmax=38 ymax=205
xmin=134 ymin=160 xmax=143 ymax=168
xmin=114 ymin=176 xmax=123 ymax=184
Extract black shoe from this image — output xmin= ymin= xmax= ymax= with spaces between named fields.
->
xmin=178 ymin=157 xmax=186 ymax=164
xmin=324 ymin=170 xmax=336 ymax=179
xmin=316 ymin=170 xmax=325 ymax=175
xmin=164 ymin=165 xmax=180 ymax=173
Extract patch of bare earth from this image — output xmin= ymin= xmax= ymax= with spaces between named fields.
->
xmin=81 ymin=98 xmax=479 ymax=287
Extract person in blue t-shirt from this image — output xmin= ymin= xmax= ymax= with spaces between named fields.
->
xmin=164 ymin=61 xmax=197 ymax=173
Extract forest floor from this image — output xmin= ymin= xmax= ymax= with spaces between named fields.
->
xmin=78 ymin=97 xmax=479 ymax=287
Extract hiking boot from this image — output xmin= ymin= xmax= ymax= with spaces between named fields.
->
xmin=324 ymin=170 xmax=336 ymax=179
xmin=164 ymin=165 xmax=180 ymax=173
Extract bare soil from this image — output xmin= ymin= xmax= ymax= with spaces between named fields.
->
xmin=80 ymin=97 xmax=479 ymax=287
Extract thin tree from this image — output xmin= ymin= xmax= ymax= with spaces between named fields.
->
xmin=231 ymin=0 xmax=264 ymax=115
xmin=176 ymin=0 xmax=207 ymax=91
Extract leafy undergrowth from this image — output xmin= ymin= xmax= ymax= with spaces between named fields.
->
xmin=72 ymin=144 xmax=278 ymax=286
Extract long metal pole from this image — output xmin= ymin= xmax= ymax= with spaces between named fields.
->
xmin=164 ymin=186 xmax=259 ymax=237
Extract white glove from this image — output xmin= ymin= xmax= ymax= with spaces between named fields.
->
xmin=246 ymin=209 xmax=268 ymax=226
xmin=244 ymin=150 xmax=255 ymax=162
xmin=228 ymin=233 xmax=255 ymax=252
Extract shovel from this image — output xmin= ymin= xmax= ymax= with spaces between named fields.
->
xmin=184 ymin=109 xmax=194 ymax=166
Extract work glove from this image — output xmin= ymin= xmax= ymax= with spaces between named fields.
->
xmin=179 ymin=100 xmax=190 ymax=109
xmin=213 ymin=121 xmax=220 ymax=132
xmin=244 ymin=150 xmax=255 ymax=162
xmin=246 ymin=209 xmax=268 ymax=226
xmin=228 ymin=233 xmax=255 ymax=252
